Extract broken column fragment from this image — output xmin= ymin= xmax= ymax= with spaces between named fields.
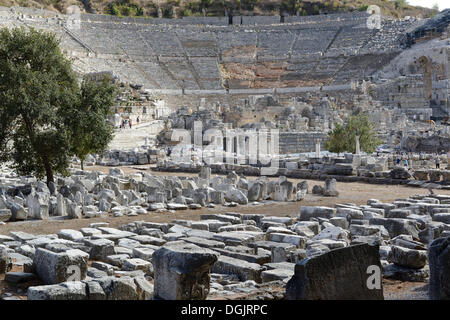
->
xmin=153 ymin=241 xmax=219 ymax=300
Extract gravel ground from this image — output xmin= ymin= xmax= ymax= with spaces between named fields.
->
xmin=383 ymin=280 xmax=429 ymax=300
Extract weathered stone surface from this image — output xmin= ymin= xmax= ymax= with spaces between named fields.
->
xmin=225 ymin=188 xmax=248 ymax=205
xmin=383 ymin=264 xmax=430 ymax=282
xmin=213 ymin=231 xmax=263 ymax=246
xmin=93 ymin=276 xmax=139 ymax=300
xmin=84 ymin=280 xmax=106 ymax=300
xmin=134 ymin=276 xmax=154 ymax=300
xmin=387 ymin=245 xmax=427 ymax=269
xmin=329 ymin=217 xmax=349 ymax=229
xmin=299 ymin=206 xmax=336 ymax=221
xmin=213 ymin=247 xmax=270 ymax=265
xmin=58 ymin=229 xmax=84 ymax=241
xmin=369 ymin=218 xmax=420 ymax=239
xmin=33 ymin=248 xmax=89 ymax=284
xmin=350 ymin=224 xmax=389 ymax=239
xmin=5 ymin=272 xmax=37 ymax=283
xmin=428 ymin=236 xmax=450 ymax=299
xmin=312 ymin=226 xmax=349 ymax=242
xmin=84 ymin=238 xmax=115 ymax=261
xmin=0 ymin=208 xmax=12 ymax=222
xmin=106 ymin=254 xmax=130 ymax=267
xmin=261 ymin=268 xmax=294 ymax=282
xmin=311 ymin=185 xmax=324 ymax=195
xmin=433 ymin=213 xmax=450 ymax=224
xmin=390 ymin=167 xmax=412 ymax=180
xmin=0 ymin=245 xmax=12 ymax=274
xmin=6 ymin=201 xmax=27 ymax=221
xmin=211 ymin=255 xmax=263 ymax=283
xmin=336 ymin=207 xmax=364 ymax=220
xmin=268 ymin=233 xmax=307 ymax=248
xmin=153 ymin=241 xmax=219 ymax=300
xmin=122 ymin=258 xmax=152 ymax=273
xmin=28 ymin=281 xmax=87 ymax=300
xmin=323 ymin=178 xmax=339 ymax=197
xmin=248 ymin=182 xmax=262 ymax=201
xmin=286 ymin=244 xmax=383 ymax=300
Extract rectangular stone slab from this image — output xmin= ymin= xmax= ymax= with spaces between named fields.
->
xmin=286 ymin=243 xmax=383 ymax=300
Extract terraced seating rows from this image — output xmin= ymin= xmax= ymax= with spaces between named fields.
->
xmin=0 ymin=8 xmax=422 ymax=91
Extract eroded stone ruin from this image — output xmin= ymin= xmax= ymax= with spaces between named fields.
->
xmin=0 ymin=6 xmax=450 ymax=301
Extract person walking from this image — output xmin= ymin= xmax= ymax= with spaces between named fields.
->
xmin=436 ymin=156 xmax=440 ymax=169
xmin=396 ymin=157 xmax=401 ymax=166
xmin=403 ymin=158 xmax=408 ymax=167
xmin=137 ymin=116 xmax=140 ymax=125
xmin=129 ymin=119 xmax=132 ymax=129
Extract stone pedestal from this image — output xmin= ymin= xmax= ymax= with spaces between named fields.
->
xmin=153 ymin=242 xmax=219 ymax=300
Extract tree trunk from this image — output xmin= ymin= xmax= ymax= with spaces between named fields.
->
xmin=42 ymin=156 xmax=54 ymax=186
xmin=81 ymin=159 xmax=84 ymax=171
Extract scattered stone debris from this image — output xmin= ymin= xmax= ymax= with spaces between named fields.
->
xmin=0 ymin=190 xmax=448 ymax=300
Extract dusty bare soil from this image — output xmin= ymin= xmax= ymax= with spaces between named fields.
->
xmin=383 ymin=279 xmax=429 ymax=300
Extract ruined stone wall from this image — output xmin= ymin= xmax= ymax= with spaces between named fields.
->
xmin=158 ymin=85 xmax=362 ymax=118
xmin=372 ymin=36 xmax=450 ymax=119
xmin=279 ymin=132 xmax=328 ymax=154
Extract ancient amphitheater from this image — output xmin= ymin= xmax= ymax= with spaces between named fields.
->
xmin=1 ymin=6 xmax=450 ymax=302
xmin=2 ymin=6 xmax=448 ymax=151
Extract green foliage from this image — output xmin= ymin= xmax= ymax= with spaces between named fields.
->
xmin=0 ymin=27 xmax=116 ymax=183
xmin=325 ymin=113 xmax=382 ymax=154
xmin=394 ymin=0 xmax=407 ymax=10
xmin=313 ymin=5 xmax=320 ymax=14
xmin=358 ymin=5 xmax=369 ymax=11
xmin=181 ymin=8 xmax=193 ymax=16
xmin=281 ymin=0 xmax=303 ymax=14
xmin=242 ymin=0 xmax=259 ymax=11
xmin=431 ymin=3 xmax=439 ymax=16
xmin=67 ymin=76 xmax=117 ymax=170
xmin=201 ymin=0 xmax=213 ymax=8
xmin=106 ymin=0 xmax=144 ymax=17
xmin=0 ymin=27 xmax=78 ymax=182
xmin=324 ymin=123 xmax=347 ymax=154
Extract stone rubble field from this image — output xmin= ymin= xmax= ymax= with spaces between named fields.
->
xmin=1 ymin=163 xmax=450 ymax=299
xmin=0 ymin=164 xmax=327 ymax=225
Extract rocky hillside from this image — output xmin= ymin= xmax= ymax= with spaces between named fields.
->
xmin=0 ymin=0 xmax=439 ymax=19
